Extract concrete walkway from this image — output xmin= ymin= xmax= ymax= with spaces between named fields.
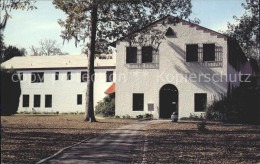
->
xmin=46 ymin=120 xmax=162 ymax=164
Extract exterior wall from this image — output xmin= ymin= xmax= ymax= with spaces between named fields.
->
xmin=17 ymin=68 xmax=115 ymax=113
xmin=115 ymin=22 xmax=229 ymax=119
xmin=227 ymin=59 xmax=257 ymax=88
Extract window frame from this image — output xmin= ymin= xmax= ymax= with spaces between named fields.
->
xmin=194 ymin=93 xmax=207 ymax=112
xmin=133 ymin=93 xmax=144 ymax=111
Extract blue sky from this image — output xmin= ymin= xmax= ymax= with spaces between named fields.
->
xmin=2 ymin=0 xmax=245 ymax=55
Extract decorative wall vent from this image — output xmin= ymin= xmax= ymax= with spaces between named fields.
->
xmin=148 ymin=103 xmax=154 ymax=111
xmin=165 ymin=27 xmax=176 ymax=37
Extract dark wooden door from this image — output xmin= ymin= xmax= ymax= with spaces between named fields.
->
xmin=160 ymin=84 xmax=178 ymax=118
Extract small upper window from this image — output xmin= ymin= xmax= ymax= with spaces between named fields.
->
xmin=203 ymin=44 xmax=215 ymax=61
xmin=81 ymin=71 xmax=87 ymax=82
xmin=126 ymin=47 xmax=137 ymax=63
xmin=67 ymin=72 xmax=71 ymax=80
xmin=55 ymin=72 xmax=59 ymax=80
xmin=194 ymin=93 xmax=207 ymax=112
xmin=20 ymin=72 xmax=23 ymax=81
xmin=31 ymin=72 xmax=44 ymax=83
xmin=106 ymin=71 xmax=113 ymax=82
xmin=142 ymin=46 xmax=153 ymax=63
xmin=186 ymin=44 xmax=198 ymax=62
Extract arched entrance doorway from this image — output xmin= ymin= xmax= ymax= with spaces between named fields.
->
xmin=159 ymin=84 xmax=178 ymax=119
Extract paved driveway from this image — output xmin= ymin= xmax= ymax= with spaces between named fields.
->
xmin=45 ymin=120 xmax=162 ymax=164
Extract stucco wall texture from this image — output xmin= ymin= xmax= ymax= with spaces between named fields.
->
xmin=115 ymin=21 xmax=251 ymax=119
xmin=17 ymin=69 xmax=115 ymax=113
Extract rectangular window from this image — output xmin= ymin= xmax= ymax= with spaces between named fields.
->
xmin=81 ymin=71 xmax=87 ymax=82
xmin=67 ymin=72 xmax=71 ymax=80
xmin=194 ymin=93 xmax=207 ymax=112
xmin=142 ymin=46 xmax=153 ymax=63
xmin=31 ymin=72 xmax=44 ymax=83
xmin=133 ymin=94 xmax=144 ymax=111
xmin=23 ymin=95 xmax=29 ymax=107
xmin=77 ymin=94 xmax=82 ymax=105
xmin=55 ymin=72 xmax=59 ymax=80
xmin=45 ymin=95 xmax=52 ymax=108
xmin=34 ymin=95 xmax=41 ymax=107
xmin=186 ymin=44 xmax=198 ymax=62
xmin=203 ymin=44 xmax=215 ymax=61
xmin=20 ymin=72 xmax=23 ymax=81
xmin=106 ymin=71 xmax=113 ymax=82
xmin=126 ymin=47 xmax=137 ymax=63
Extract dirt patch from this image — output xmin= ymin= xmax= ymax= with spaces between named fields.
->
xmin=134 ymin=121 xmax=260 ymax=163
xmin=1 ymin=115 xmax=137 ymax=163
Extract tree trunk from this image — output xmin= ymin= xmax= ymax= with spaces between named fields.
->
xmin=84 ymin=1 xmax=98 ymax=122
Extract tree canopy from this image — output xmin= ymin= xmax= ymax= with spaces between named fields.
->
xmin=53 ymin=0 xmax=193 ymax=121
xmin=30 ymin=39 xmax=69 ymax=56
xmin=0 ymin=34 xmax=26 ymax=63
xmin=0 ymin=0 xmax=36 ymax=30
xmin=227 ymin=0 xmax=259 ymax=60
xmin=53 ymin=0 xmax=192 ymax=54
xmin=1 ymin=45 xmax=26 ymax=63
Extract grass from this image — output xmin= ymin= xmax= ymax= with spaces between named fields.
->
xmin=1 ymin=114 xmax=137 ymax=163
xmin=134 ymin=121 xmax=260 ymax=163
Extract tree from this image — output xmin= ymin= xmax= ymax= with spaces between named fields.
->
xmin=227 ymin=0 xmax=259 ymax=61
xmin=0 ymin=69 xmax=21 ymax=116
xmin=0 ymin=33 xmax=5 ymax=56
xmin=0 ymin=0 xmax=36 ymax=30
xmin=1 ymin=45 xmax=25 ymax=63
xmin=30 ymin=39 xmax=68 ymax=56
xmin=53 ymin=0 xmax=192 ymax=122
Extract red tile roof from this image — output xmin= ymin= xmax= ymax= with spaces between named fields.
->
xmin=105 ymin=83 xmax=115 ymax=94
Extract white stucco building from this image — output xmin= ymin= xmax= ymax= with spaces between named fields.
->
xmin=1 ymin=55 xmax=116 ymax=113
xmin=113 ymin=15 xmax=258 ymax=119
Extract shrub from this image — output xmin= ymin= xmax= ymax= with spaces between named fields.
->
xmin=197 ymin=120 xmax=207 ymax=131
xmin=122 ymin=114 xmax=131 ymax=119
xmin=144 ymin=113 xmax=153 ymax=120
xmin=114 ymin=115 xmax=120 ymax=119
xmin=136 ymin=114 xmax=143 ymax=119
xmin=95 ymin=95 xmax=115 ymax=117
xmin=136 ymin=113 xmax=153 ymax=120
xmin=206 ymin=86 xmax=260 ymax=124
